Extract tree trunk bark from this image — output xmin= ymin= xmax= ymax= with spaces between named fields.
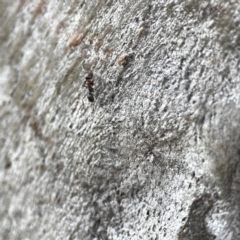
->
xmin=0 ymin=0 xmax=240 ymax=239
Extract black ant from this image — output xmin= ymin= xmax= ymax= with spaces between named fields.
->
xmin=83 ymin=72 xmax=94 ymax=102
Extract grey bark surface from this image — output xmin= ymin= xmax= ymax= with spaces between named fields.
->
xmin=0 ymin=0 xmax=240 ymax=239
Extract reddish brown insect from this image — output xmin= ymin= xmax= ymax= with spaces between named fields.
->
xmin=83 ymin=72 xmax=94 ymax=102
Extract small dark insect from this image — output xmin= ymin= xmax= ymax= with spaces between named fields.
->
xmin=83 ymin=72 xmax=94 ymax=102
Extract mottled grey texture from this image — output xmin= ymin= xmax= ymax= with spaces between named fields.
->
xmin=0 ymin=0 xmax=240 ymax=239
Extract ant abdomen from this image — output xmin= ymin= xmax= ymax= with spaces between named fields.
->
xmin=87 ymin=92 xmax=94 ymax=102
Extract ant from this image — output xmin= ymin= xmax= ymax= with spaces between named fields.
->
xmin=83 ymin=72 xmax=94 ymax=102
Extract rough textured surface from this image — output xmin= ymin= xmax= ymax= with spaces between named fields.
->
xmin=0 ymin=0 xmax=240 ymax=239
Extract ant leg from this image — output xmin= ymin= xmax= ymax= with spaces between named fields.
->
xmin=82 ymin=81 xmax=87 ymax=88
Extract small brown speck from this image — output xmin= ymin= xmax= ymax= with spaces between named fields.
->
xmin=94 ymin=40 xmax=102 ymax=51
xmin=34 ymin=0 xmax=43 ymax=16
xmin=17 ymin=0 xmax=25 ymax=10
xmin=66 ymin=30 xmax=84 ymax=49
xmin=183 ymin=114 xmax=190 ymax=121
xmin=218 ymin=143 xmax=227 ymax=150
xmin=55 ymin=161 xmax=64 ymax=171
xmin=88 ymin=37 xmax=94 ymax=44
xmin=56 ymin=20 xmax=64 ymax=34
xmin=103 ymin=47 xmax=114 ymax=57
xmin=29 ymin=116 xmax=39 ymax=134
xmin=117 ymin=53 xmax=129 ymax=65
xmin=138 ymin=27 xmax=144 ymax=37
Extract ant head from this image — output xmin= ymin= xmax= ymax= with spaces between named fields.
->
xmin=86 ymin=72 xmax=93 ymax=80
xmin=87 ymin=92 xmax=94 ymax=102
